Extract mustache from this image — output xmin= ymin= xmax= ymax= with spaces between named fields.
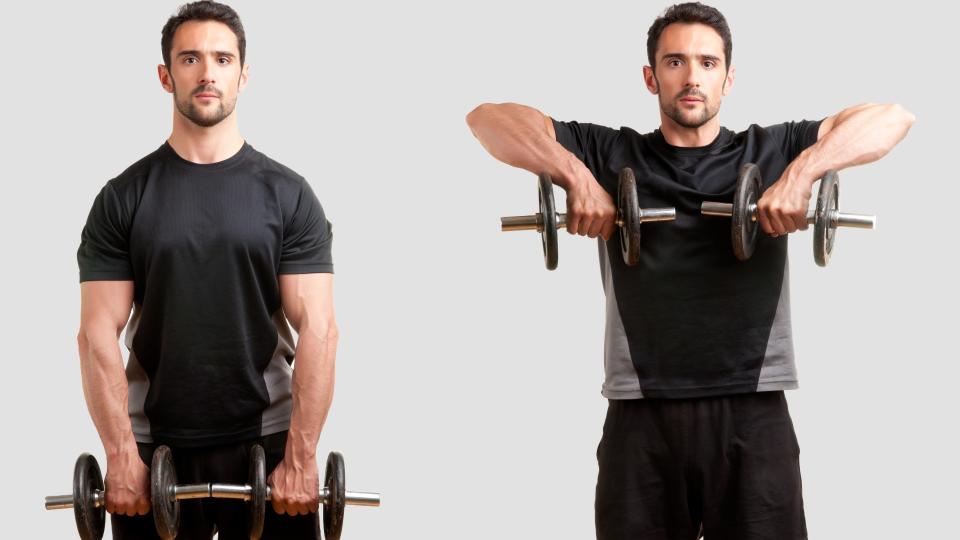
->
xmin=192 ymin=85 xmax=222 ymax=97
xmin=676 ymin=89 xmax=706 ymax=101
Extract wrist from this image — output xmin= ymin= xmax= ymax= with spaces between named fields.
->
xmin=284 ymin=433 xmax=318 ymax=463
xmin=789 ymin=147 xmax=824 ymax=188
xmin=552 ymin=152 xmax=590 ymax=192
xmin=105 ymin=441 xmax=141 ymax=466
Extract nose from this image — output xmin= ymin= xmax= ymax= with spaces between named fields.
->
xmin=682 ymin=63 xmax=701 ymax=89
xmin=200 ymin=60 xmax=217 ymax=87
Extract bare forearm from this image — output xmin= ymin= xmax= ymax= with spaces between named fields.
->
xmin=78 ymin=330 xmax=138 ymax=460
xmin=466 ymin=102 xmax=590 ymax=190
xmin=792 ymin=103 xmax=916 ymax=185
xmin=285 ymin=324 xmax=337 ymax=462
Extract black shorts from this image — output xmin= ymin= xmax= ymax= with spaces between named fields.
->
xmin=112 ymin=431 xmax=319 ymax=540
xmin=596 ymin=391 xmax=806 ymax=540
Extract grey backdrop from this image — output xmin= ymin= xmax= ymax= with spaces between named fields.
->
xmin=1 ymin=1 xmax=955 ymax=538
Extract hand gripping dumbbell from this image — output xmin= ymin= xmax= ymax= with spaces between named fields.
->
xmin=700 ymin=163 xmax=877 ymax=266
xmin=500 ymin=168 xmax=677 ymax=270
xmin=150 ymin=444 xmax=380 ymax=540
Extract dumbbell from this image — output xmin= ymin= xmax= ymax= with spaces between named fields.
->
xmin=44 ymin=453 xmax=106 ymax=540
xmin=701 ymin=163 xmax=876 ymax=266
xmin=501 ymin=168 xmax=676 ymax=270
xmin=150 ymin=444 xmax=380 ymax=540
xmin=44 ymin=449 xmax=188 ymax=540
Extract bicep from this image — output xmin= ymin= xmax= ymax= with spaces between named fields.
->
xmin=79 ymin=280 xmax=134 ymax=336
xmin=278 ymin=273 xmax=335 ymax=333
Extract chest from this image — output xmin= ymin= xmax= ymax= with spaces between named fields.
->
xmin=128 ymin=175 xmax=285 ymax=265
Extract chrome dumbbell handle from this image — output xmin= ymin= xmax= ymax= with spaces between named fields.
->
xmin=46 ymin=484 xmax=380 ymax=511
xmin=168 ymin=483 xmax=381 ymax=507
xmin=45 ymin=491 xmax=104 ymax=511
xmin=501 ymin=207 xmax=677 ymax=232
xmin=700 ymin=202 xmax=876 ymax=229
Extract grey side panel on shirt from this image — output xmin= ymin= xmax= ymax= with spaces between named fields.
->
xmin=756 ymin=261 xmax=800 ymax=392
xmin=124 ymin=305 xmax=297 ymax=442
xmin=123 ymin=304 xmax=153 ymax=443
xmin=598 ymin=241 xmax=644 ymax=399
xmin=260 ymin=308 xmax=296 ymax=436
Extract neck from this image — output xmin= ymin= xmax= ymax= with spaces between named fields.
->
xmin=658 ymin=114 xmax=721 ymax=148
xmin=167 ymin=110 xmax=244 ymax=164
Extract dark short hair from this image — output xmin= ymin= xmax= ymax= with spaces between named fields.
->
xmin=161 ymin=1 xmax=246 ymax=68
xmin=646 ymin=2 xmax=732 ymax=73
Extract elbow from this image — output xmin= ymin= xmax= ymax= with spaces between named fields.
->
xmin=466 ymin=103 xmax=493 ymax=130
xmin=326 ymin=323 xmax=340 ymax=346
xmin=892 ymin=103 xmax=917 ymax=128
xmin=76 ymin=330 xmax=87 ymax=353
xmin=303 ymin=320 xmax=339 ymax=347
xmin=466 ymin=102 xmax=498 ymax=130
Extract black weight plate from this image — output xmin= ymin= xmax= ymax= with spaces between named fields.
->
xmin=247 ymin=444 xmax=267 ymax=540
xmin=73 ymin=453 xmax=105 ymax=540
xmin=617 ymin=168 xmax=642 ymax=266
xmin=151 ymin=445 xmax=180 ymax=540
xmin=732 ymin=163 xmax=762 ymax=261
xmin=814 ymin=170 xmax=840 ymax=267
xmin=538 ymin=173 xmax=559 ymax=270
xmin=323 ymin=452 xmax=346 ymax=540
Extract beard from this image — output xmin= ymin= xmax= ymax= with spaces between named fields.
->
xmin=656 ymin=77 xmax=722 ymax=129
xmin=171 ymin=77 xmax=237 ymax=128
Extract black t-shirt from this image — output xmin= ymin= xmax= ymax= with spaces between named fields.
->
xmin=554 ymin=119 xmax=822 ymax=399
xmin=77 ymin=141 xmax=333 ymax=446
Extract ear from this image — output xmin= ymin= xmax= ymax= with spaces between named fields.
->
xmin=643 ymin=65 xmax=658 ymax=95
xmin=238 ymin=63 xmax=250 ymax=92
xmin=158 ymin=64 xmax=174 ymax=94
xmin=722 ymin=64 xmax=735 ymax=96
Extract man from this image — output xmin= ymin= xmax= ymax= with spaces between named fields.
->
xmin=76 ymin=2 xmax=336 ymax=537
xmin=466 ymin=3 xmax=913 ymax=539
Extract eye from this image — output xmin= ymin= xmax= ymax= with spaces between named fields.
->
xmin=218 ymin=57 xmax=231 ymax=65
xmin=668 ymin=59 xmax=682 ymax=67
xmin=184 ymin=56 xmax=198 ymax=65
xmin=703 ymin=60 xmax=716 ymax=69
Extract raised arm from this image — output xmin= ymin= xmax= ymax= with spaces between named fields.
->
xmin=78 ymin=280 xmax=149 ymax=516
xmin=759 ymin=103 xmax=916 ymax=235
xmin=466 ymin=102 xmax=616 ymax=239
xmin=268 ymin=272 xmax=338 ymax=516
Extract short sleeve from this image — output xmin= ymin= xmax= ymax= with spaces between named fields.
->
xmin=279 ymin=180 xmax=334 ymax=274
xmin=762 ymin=119 xmax=824 ymax=162
xmin=77 ymin=182 xmax=134 ymax=282
xmin=552 ymin=119 xmax=621 ymax=176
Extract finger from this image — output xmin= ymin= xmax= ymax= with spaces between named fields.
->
xmin=572 ymin=212 xmax=587 ymax=236
xmin=566 ymin=214 xmax=580 ymax=236
xmin=586 ymin=215 xmax=604 ymax=238
xmin=757 ymin=204 xmax=775 ymax=236
xmin=794 ymin=210 xmax=808 ymax=232
xmin=767 ymin=206 xmax=789 ymax=236
xmin=600 ymin=220 xmax=616 ymax=242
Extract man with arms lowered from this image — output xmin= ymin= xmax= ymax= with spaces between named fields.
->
xmin=466 ymin=3 xmax=913 ymax=539
xmin=77 ymin=2 xmax=336 ymax=537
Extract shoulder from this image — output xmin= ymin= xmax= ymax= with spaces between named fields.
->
xmin=246 ymin=146 xmax=309 ymax=190
xmin=96 ymin=144 xmax=172 ymax=207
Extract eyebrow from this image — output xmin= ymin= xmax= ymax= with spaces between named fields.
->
xmin=176 ymin=50 xmax=237 ymax=59
xmin=661 ymin=52 xmax=722 ymax=63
